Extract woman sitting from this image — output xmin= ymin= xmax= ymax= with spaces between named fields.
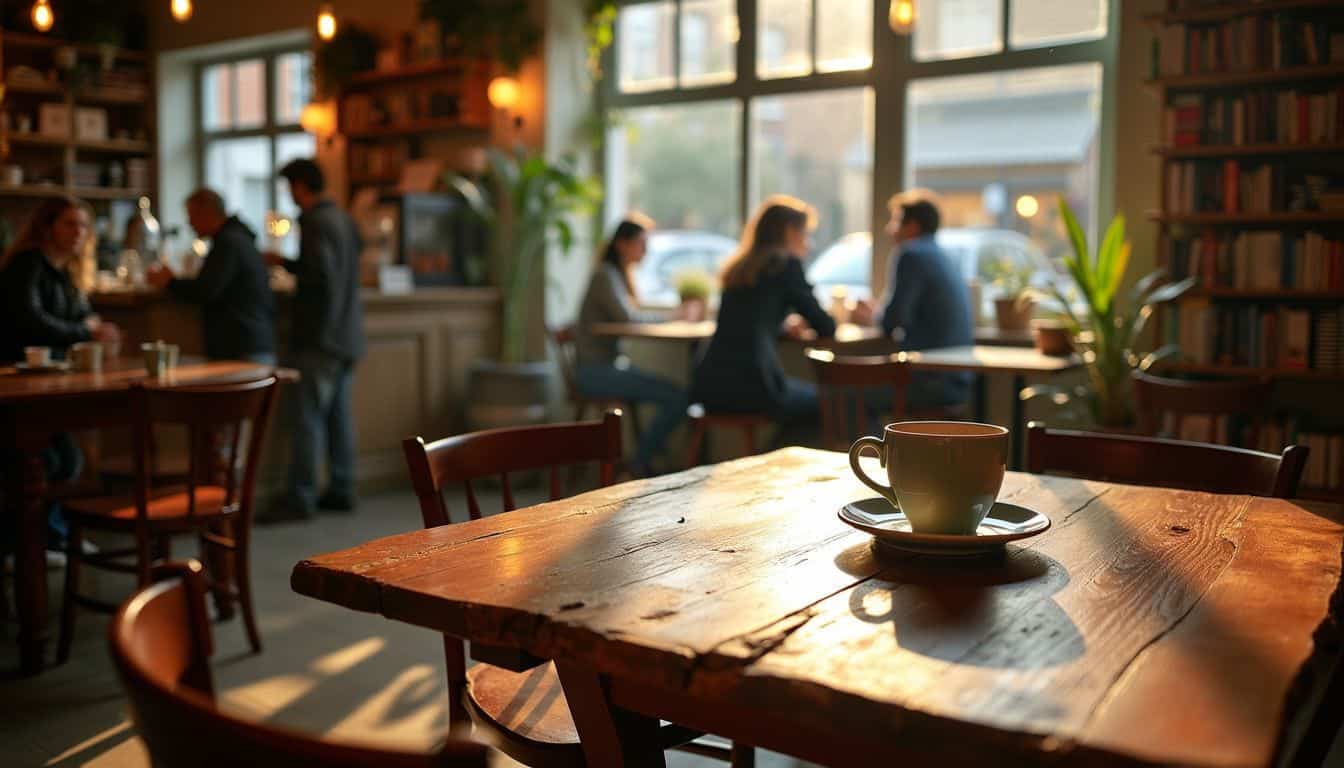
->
xmin=690 ymin=195 xmax=836 ymax=447
xmin=572 ymin=215 xmax=688 ymax=476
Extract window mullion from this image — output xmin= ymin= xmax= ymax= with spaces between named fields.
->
xmin=673 ymin=0 xmax=683 ymax=88
xmin=808 ymin=0 xmax=819 ymax=75
xmin=1001 ymin=0 xmax=1012 ymax=52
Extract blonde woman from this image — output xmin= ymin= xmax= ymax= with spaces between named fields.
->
xmin=0 ymin=195 xmax=119 ymax=362
xmin=690 ymin=195 xmax=836 ymax=446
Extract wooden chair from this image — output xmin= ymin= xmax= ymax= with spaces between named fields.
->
xmin=403 ymin=411 xmax=750 ymax=767
xmin=1025 ymin=423 xmax=1308 ymax=498
xmin=806 ymin=348 xmax=969 ymax=451
xmin=58 ymin=377 xmax=278 ymax=663
xmin=684 ymin=406 xmax=773 ymax=468
xmin=1133 ymin=370 xmax=1273 ymax=446
xmin=548 ymin=324 xmax=642 ymax=442
xmin=110 ymin=560 xmax=491 ymax=768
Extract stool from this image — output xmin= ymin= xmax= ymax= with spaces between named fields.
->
xmin=685 ymin=405 xmax=773 ymax=468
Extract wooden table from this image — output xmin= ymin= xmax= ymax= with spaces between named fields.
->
xmin=900 ymin=345 xmax=1082 ymax=470
xmin=292 ymin=448 xmax=1344 ymax=768
xmin=0 ymin=358 xmax=293 ymax=674
xmin=591 ymin=321 xmax=1035 ymax=348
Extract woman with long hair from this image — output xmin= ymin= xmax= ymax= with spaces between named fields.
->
xmin=690 ymin=195 xmax=836 ymax=445
xmin=573 ymin=214 xmax=688 ymax=476
xmin=0 ymin=195 xmax=119 ymax=362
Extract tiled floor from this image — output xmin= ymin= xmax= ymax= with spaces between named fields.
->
xmin=3 ymin=488 xmax=1340 ymax=768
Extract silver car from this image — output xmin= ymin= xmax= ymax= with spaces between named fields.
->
xmin=632 ymin=230 xmax=737 ymax=305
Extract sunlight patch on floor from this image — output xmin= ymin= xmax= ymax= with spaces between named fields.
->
xmin=324 ymin=663 xmax=446 ymax=750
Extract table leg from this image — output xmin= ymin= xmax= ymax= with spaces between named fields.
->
xmin=9 ymin=449 xmax=50 ymax=674
xmin=555 ymin=661 xmax=667 ymax=768
xmin=973 ymin=374 xmax=988 ymax=423
xmin=1010 ymin=374 xmax=1025 ymax=471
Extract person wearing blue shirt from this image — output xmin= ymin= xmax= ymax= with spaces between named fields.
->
xmin=853 ymin=191 xmax=973 ymax=410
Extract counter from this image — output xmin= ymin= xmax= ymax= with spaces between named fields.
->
xmin=91 ymin=286 xmax=502 ymax=493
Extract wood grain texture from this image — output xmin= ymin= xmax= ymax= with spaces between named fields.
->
xmin=291 ymin=448 xmax=1344 ymax=768
xmin=899 ymin=345 xmax=1083 ymax=375
xmin=0 ymin=359 xmax=295 ymax=402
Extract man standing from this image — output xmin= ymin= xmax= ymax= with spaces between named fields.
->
xmin=853 ymin=190 xmax=973 ymax=411
xmin=268 ymin=159 xmax=364 ymax=520
xmin=148 ymin=188 xmax=275 ymax=363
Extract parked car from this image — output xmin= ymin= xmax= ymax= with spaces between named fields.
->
xmin=632 ymin=230 xmax=737 ymax=306
xmin=805 ymin=228 xmax=1059 ymax=317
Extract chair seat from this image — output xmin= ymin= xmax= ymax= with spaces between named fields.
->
xmin=66 ymin=486 xmax=232 ymax=530
xmin=465 ymin=662 xmax=583 ymax=764
xmin=100 ymin=454 xmax=193 ymax=481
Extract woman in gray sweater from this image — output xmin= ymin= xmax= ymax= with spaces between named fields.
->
xmin=573 ymin=216 xmax=688 ymax=476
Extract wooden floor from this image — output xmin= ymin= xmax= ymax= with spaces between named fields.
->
xmin=0 ymin=488 xmax=819 ymax=768
xmin=4 ymin=484 xmax=1343 ymax=768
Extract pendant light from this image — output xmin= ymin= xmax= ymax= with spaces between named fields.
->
xmin=317 ymin=4 xmax=338 ymax=42
xmin=31 ymin=0 xmax=54 ymax=33
xmin=171 ymin=0 xmax=194 ymax=22
xmin=889 ymin=0 xmax=915 ymax=35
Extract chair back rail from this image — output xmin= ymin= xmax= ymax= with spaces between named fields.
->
xmin=807 ymin=349 xmax=910 ymax=451
xmin=547 ymin=325 xmax=581 ymax=402
xmin=1132 ymin=371 xmax=1272 ymax=445
xmin=1026 ymin=423 xmax=1308 ymax=498
xmin=109 ymin=561 xmax=490 ymax=768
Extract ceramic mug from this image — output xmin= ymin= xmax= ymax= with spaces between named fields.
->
xmin=70 ymin=341 xmax=103 ymax=372
xmin=848 ymin=421 xmax=1009 ymax=535
xmin=142 ymin=342 xmax=171 ymax=377
xmin=24 ymin=346 xmax=51 ymax=367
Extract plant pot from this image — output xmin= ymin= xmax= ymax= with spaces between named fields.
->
xmin=994 ymin=297 xmax=1035 ymax=332
xmin=464 ymin=359 xmax=551 ymax=431
xmin=678 ymin=297 xmax=707 ymax=322
xmin=1032 ymin=321 xmax=1073 ymax=357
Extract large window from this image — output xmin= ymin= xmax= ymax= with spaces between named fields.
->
xmin=606 ymin=0 xmax=1112 ymax=304
xmin=197 ymin=49 xmax=315 ymax=251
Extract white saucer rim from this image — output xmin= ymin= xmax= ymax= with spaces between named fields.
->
xmin=837 ymin=499 xmax=1052 ymax=545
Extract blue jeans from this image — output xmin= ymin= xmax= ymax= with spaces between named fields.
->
xmin=286 ymin=350 xmax=356 ymax=509
xmin=771 ymin=378 xmax=820 ymax=449
xmin=575 ymin=364 xmax=687 ymax=468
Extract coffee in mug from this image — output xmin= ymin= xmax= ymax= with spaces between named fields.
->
xmin=849 ymin=421 xmax=1009 ymax=535
xmin=24 ymin=346 xmax=51 ymax=367
xmin=70 ymin=341 xmax=103 ymax=372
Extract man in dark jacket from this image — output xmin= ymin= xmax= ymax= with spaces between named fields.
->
xmin=267 ymin=158 xmax=365 ymax=520
xmin=148 ymin=188 xmax=275 ymax=363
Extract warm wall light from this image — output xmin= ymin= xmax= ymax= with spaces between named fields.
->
xmin=299 ymin=101 xmax=336 ymax=137
xmin=316 ymin=4 xmax=337 ymax=42
xmin=888 ymin=0 xmax=915 ymax=35
xmin=31 ymin=0 xmax=54 ymax=33
xmin=1015 ymin=194 xmax=1040 ymax=219
xmin=487 ymin=76 xmax=521 ymax=111
xmin=171 ymin=0 xmax=193 ymax=22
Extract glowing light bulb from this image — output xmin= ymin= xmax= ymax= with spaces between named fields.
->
xmin=889 ymin=0 xmax=915 ymax=35
xmin=171 ymin=0 xmax=193 ymax=22
xmin=31 ymin=0 xmax=54 ymax=33
xmin=1015 ymin=194 xmax=1040 ymax=219
xmin=487 ymin=77 xmax=520 ymax=110
xmin=316 ymin=4 xmax=337 ymax=42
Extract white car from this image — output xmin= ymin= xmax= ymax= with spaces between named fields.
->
xmin=632 ymin=230 xmax=737 ymax=306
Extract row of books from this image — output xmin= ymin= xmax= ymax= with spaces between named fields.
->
xmin=1167 ymin=230 xmax=1344 ymax=290
xmin=1165 ymin=161 xmax=1336 ymax=213
xmin=1164 ymin=416 xmax=1343 ymax=491
xmin=1169 ymin=302 xmax=1344 ymax=370
xmin=1165 ymin=87 xmax=1344 ymax=146
xmin=1154 ymin=14 xmax=1344 ymax=77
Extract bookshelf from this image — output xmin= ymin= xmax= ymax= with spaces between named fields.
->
xmin=1150 ymin=0 xmax=1344 ymax=500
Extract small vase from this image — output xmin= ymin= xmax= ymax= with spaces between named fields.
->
xmin=994 ymin=297 xmax=1035 ymax=332
xmin=98 ymin=44 xmax=117 ymax=72
xmin=679 ymin=297 xmax=707 ymax=322
xmin=1031 ymin=320 xmax=1072 ymax=356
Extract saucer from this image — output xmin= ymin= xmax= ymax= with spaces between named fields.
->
xmin=13 ymin=361 xmax=71 ymax=374
xmin=837 ymin=497 xmax=1051 ymax=557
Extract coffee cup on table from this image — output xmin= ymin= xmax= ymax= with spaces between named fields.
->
xmin=70 ymin=341 xmax=103 ymax=372
xmin=24 ymin=346 xmax=51 ymax=367
xmin=141 ymin=341 xmax=169 ymax=377
xmin=848 ymin=421 xmax=1009 ymax=535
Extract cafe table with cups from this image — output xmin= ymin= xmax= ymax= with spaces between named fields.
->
xmin=292 ymin=418 xmax=1344 ymax=768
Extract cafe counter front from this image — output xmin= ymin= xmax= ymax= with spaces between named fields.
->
xmin=91 ymin=286 xmax=501 ymax=493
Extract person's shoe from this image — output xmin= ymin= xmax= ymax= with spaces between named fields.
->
xmin=255 ymin=501 xmax=314 ymax=525
xmin=316 ymin=492 xmax=357 ymax=514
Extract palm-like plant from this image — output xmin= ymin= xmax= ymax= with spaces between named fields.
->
xmin=1033 ymin=198 xmax=1195 ymax=428
xmin=451 ymin=147 xmax=600 ymax=364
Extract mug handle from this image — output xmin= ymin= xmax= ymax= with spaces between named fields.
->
xmin=849 ymin=435 xmax=898 ymax=509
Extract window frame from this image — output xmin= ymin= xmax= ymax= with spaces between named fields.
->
xmin=604 ymin=0 xmax=1118 ymax=298
xmin=193 ymin=46 xmax=312 ymax=218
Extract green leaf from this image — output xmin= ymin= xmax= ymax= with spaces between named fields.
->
xmin=1058 ymin=196 xmax=1094 ymax=297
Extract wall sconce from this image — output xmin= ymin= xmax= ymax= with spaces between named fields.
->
xmin=171 ymin=0 xmax=193 ymax=22
xmin=488 ymin=76 xmax=524 ymax=134
xmin=317 ymin=4 xmax=338 ymax=42
xmin=300 ymin=100 xmax=337 ymax=146
xmin=31 ymin=0 xmax=54 ymax=33
xmin=889 ymin=0 xmax=915 ymax=35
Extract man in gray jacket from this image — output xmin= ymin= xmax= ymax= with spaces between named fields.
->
xmin=266 ymin=159 xmax=364 ymax=521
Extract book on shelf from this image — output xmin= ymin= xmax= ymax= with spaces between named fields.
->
xmin=1163 ymin=86 xmax=1344 ymax=146
xmin=1153 ymin=12 xmax=1344 ymax=78
xmin=1167 ymin=230 xmax=1344 ymax=290
xmin=1169 ymin=301 xmax=1343 ymax=370
xmin=1259 ymin=423 xmax=1344 ymax=491
xmin=1165 ymin=160 xmax=1340 ymax=214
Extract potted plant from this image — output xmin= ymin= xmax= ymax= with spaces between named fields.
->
xmin=419 ymin=0 xmax=541 ymax=72
xmin=1023 ymin=198 xmax=1195 ymax=429
xmin=314 ymin=23 xmax=380 ymax=94
xmin=674 ymin=270 xmax=713 ymax=322
xmin=450 ymin=146 xmax=600 ymax=429
xmin=983 ymin=254 xmax=1036 ymax=331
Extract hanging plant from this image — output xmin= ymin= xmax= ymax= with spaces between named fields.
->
xmin=419 ymin=0 xmax=541 ymax=73
xmin=314 ymin=23 xmax=380 ymax=94
xmin=585 ymin=1 xmax=618 ymax=77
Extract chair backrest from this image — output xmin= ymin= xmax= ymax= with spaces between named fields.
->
xmin=109 ymin=561 xmax=490 ymax=768
xmin=1026 ymin=423 xmax=1308 ymax=498
xmin=806 ymin=348 xmax=911 ymax=450
xmin=1132 ymin=371 xmax=1272 ymax=445
xmin=547 ymin=325 xmax=580 ymax=401
xmin=402 ymin=410 xmax=624 ymax=528
xmin=130 ymin=377 xmax=279 ymax=525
